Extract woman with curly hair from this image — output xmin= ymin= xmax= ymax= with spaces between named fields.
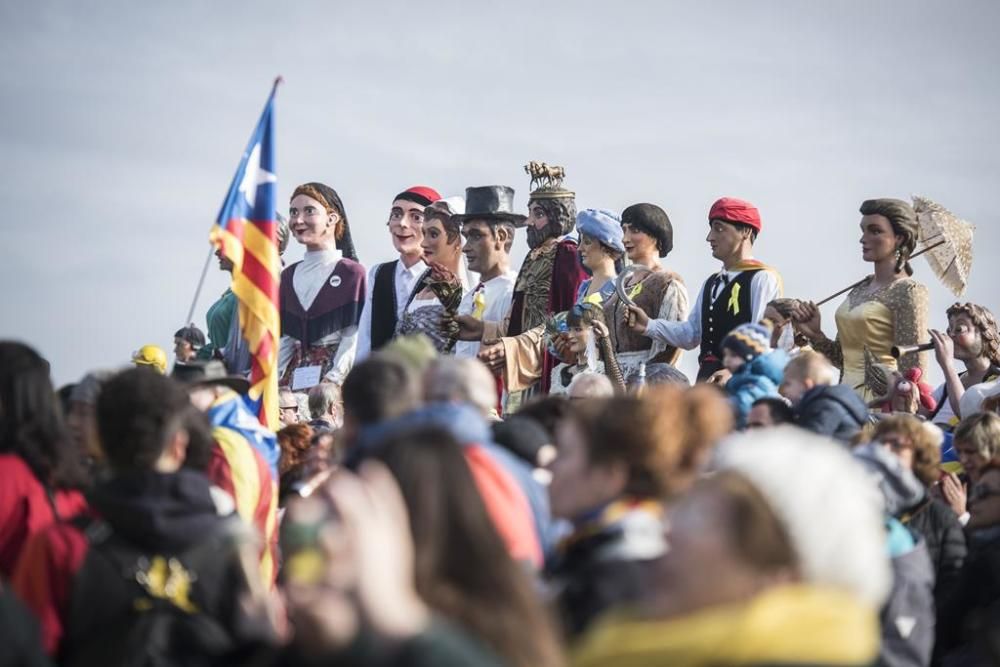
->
xmin=794 ymin=199 xmax=929 ymax=402
xmin=545 ymin=385 xmax=732 ymax=638
xmin=873 ymin=415 xmax=966 ymax=601
xmin=276 ymin=422 xmax=314 ymax=505
xmin=926 ymin=302 xmax=1000 ymax=426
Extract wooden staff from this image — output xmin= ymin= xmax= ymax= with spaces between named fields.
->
xmin=815 ymin=238 xmax=946 ymax=306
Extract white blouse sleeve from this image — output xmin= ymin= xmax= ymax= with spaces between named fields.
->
xmin=750 ymin=270 xmax=782 ymax=324
xmin=326 ymin=326 xmax=358 ymax=385
xmin=644 ymin=280 xmax=702 ymax=350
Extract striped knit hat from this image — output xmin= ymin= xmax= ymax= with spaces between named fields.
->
xmin=721 ymin=322 xmax=772 ymax=362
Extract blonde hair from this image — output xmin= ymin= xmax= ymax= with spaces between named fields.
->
xmin=784 ymin=350 xmax=838 ymax=386
xmin=872 ymin=415 xmax=943 ymax=487
xmin=953 ymin=412 xmax=1000 ymax=461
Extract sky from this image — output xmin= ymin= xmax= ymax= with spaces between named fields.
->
xmin=1 ymin=0 xmax=997 ymax=386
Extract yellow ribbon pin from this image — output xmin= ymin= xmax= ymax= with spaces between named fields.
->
xmin=627 ymin=282 xmax=644 ymax=300
xmin=583 ymin=292 xmax=604 ymax=305
xmin=727 ymin=282 xmax=741 ymax=315
xmin=472 ymin=291 xmax=486 ymax=319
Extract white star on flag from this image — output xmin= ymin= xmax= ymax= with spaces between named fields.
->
xmin=238 ymin=142 xmax=276 ymax=207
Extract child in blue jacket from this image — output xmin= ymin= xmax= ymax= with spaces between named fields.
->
xmin=720 ymin=322 xmax=789 ymax=428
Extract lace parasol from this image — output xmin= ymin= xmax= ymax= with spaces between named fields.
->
xmin=912 ymin=195 xmax=975 ymax=297
xmin=817 ymin=195 xmax=975 ymax=305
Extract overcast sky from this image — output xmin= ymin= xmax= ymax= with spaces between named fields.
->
xmin=1 ymin=0 xmax=997 ymax=386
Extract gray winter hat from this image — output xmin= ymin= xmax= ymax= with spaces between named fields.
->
xmin=852 ymin=442 xmax=926 ymax=517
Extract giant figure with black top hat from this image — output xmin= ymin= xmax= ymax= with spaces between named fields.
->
xmin=457 ymin=164 xmax=587 ymax=408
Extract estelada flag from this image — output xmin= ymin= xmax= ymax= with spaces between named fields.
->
xmin=210 ymin=80 xmax=280 ymax=430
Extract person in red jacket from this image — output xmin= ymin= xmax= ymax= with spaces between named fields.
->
xmin=12 ymin=368 xmax=272 ymax=660
xmin=0 ymin=342 xmax=88 ymax=578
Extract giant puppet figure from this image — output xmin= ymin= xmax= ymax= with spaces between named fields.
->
xmin=628 ymin=197 xmax=782 ymax=382
xmin=463 ymin=163 xmax=586 ymax=407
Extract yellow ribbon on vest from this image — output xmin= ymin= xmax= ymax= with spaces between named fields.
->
xmin=727 ymin=282 xmax=741 ymax=315
xmin=472 ymin=290 xmax=486 ymax=319
xmin=627 ymin=281 xmax=644 ymax=300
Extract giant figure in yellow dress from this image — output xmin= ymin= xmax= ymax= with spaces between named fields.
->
xmin=794 ymin=198 xmax=929 ymax=402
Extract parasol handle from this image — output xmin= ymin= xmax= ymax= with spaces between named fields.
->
xmin=814 ymin=239 xmax=946 ymax=306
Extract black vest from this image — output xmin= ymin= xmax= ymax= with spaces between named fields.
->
xmin=370 ymin=261 xmax=399 ymax=351
xmin=698 ymin=268 xmax=763 ymax=377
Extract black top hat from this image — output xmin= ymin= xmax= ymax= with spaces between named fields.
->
xmin=171 ymin=360 xmax=250 ymax=394
xmin=451 ymin=186 xmax=527 ymax=226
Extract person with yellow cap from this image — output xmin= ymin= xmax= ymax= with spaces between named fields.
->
xmin=131 ymin=345 xmax=167 ymax=374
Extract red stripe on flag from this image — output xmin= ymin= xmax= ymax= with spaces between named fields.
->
xmin=239 ymin=248 xmax=278 ymax=300
xmin=256 ymin=330 xmax=275 ymax=363
xmin=225 ymin=217 xmax=246 ymax=238
xmin=249 ymin=219 xmax=276 ymax=235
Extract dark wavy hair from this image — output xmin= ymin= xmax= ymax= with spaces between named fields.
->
xmin=859 ymin=198 xmax=919 ymax=275
xmin=0 ymin=341 xmax=88 ymax=489
xmin=96 ymin=368 xmax=191 ymax=472
xmin=515 ymin=395 xmax=571 ymax=440
xmin=531 ymin=197 xmax=578 ymax=237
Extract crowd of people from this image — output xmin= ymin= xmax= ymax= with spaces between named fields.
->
xmin=2 ymin=167 xmax=999 ymax=666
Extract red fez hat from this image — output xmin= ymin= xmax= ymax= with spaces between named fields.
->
xmin=709 ymin=197 xmax=761 ymax=232
xmin=394 ymin=186 xmax=442 ymax=208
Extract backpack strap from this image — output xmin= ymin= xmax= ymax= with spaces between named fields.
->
xmin=63 ymin=515 xmax=250 ymax=667
xmin=927 ymin=381 xmax=951 ymax=422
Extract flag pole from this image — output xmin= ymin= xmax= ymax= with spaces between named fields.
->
xmin=186 ymin=77 xmax=283 ymax=329
xmin=185 ymin=246 xmax=216 ymax=326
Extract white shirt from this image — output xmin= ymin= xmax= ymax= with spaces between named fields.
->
xmin=644 ymin=266 xmax=780 ymax=350
xmin=959 ymin=377 xmax=1000 ymax=420
xmin=931 ymin=384 xmax=959 ymax=426
xmin=293 ymin=248 xmax=342 ymax=311
xmin=453 ymin=271 xmax=517 ymax=358
xmin=356 ymin=258 xmax=427 ymax=360
xmin=277 ymin=248 xmax=360 ymax=385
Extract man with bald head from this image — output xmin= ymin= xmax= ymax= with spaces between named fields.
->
xmin=567 ymin=372 xmax=614 ymax=399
